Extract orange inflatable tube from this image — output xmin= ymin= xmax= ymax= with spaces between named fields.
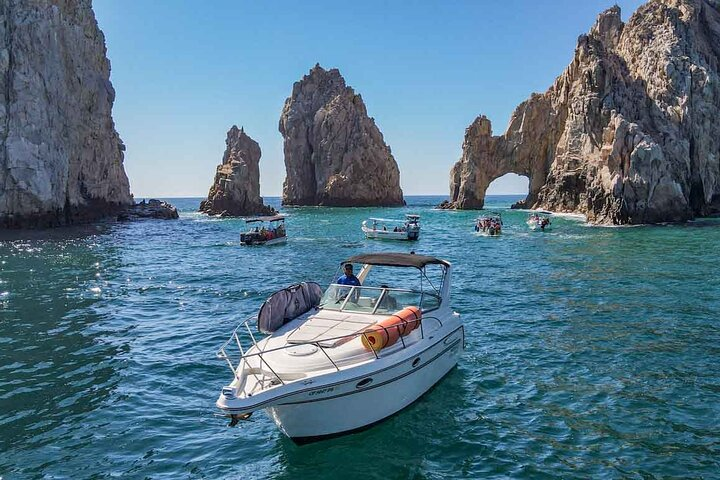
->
xmin=361 ymin=306 xmax=422 ymax=352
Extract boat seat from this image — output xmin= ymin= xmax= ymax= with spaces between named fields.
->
xmin=287 ymin=310 xmax=378 ymax=348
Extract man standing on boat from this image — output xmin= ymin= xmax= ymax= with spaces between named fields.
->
xmin=337 ymin=263 xmax=361 ymax=286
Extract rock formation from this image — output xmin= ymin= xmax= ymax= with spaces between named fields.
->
xmin=199 ymin=126 xmax=274 ymax=217
xmin=445 ymin=1 xmax=720 ymax=224
xmin=0 ymin=0 xmax=134 ymax=228
xmin=279 ymin=64 xmax=404 ymax=207
xmin=119 ymin=199 xmax=179 ymax=221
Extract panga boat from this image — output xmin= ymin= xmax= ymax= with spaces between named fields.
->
xmin=527 ymin=213 xmax=552 ymax=231
xmin=216 ymin=253 xmax=464 ymax=443
xmin=361 ymin=214 xmax=421 ymax=241
xmin=475 ymin=213 xmax=503 ymax=236
xmin=240 ymin=215 xmax=287 ymax=245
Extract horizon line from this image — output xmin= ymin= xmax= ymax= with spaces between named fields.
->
xmin=133 ymin=192 xmax=529 ymax=199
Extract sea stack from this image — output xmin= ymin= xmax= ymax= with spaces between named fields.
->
xmin=200 ymin=126 xmax=274 ymax=217
xmin=445 ymin=1 xmax=720 ymax=225
xmin=279 ymin=64 xmax=404 ymax=207
xmin=0 ymin=0 xmax=134 ymax=228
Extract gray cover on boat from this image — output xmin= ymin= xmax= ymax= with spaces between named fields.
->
xmin=257 ymin=282 xmax=323 ymax=334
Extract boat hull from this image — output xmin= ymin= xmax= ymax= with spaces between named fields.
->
xmin=240 ymin=236 xmax=288 ymax=246
xmin=362 ymin=227 xmax=419 ymax=241
xmin=527 ymin=223 xmax=552 ymax=232
xmin=266 ymin=327 xmax=464 ymax=442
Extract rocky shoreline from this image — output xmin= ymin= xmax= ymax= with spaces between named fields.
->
xmin=443 ymin=1 xmax=720 ymax=225
xmin=3 ymin=0 xmax=719 ymax=228
xmin=0 ymin=0 xmax=135 ymax=229
xmin=118 ymin=200 xmax=179 ymax=221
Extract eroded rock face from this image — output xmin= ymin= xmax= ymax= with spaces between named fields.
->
xmin=280 ymin=64 xmax=404 ymax=206
xmin=0 ymin=0 xmax=133 ymax=228
xmin=119 ymin=199 xmax=179 ymax=221
xmin=446 ymin=1 xmax=720 ymax=224
xmin=199 ymin=126 xmax=274 ymax=217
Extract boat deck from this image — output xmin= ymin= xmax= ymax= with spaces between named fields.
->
xmin=231 ymin=308 xmax=429 ymax=395
xmin=285 ymin=309 xmax=378 ymax=347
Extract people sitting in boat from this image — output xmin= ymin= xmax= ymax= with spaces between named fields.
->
xmin=383 ymin=225 xmax=387 ymax=231
xmin=393 ymin=226 xmax=398 ymax=232
xmin=337 ymin=263 xmax=361 ymax=287
xmin=377 ymin=284 xmax=398 ymax=311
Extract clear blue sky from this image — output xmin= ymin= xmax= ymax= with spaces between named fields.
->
xmin=93 ymin=0 xmax=645 ymax=198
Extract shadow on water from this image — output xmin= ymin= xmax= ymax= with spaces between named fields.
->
xmin=0 ymin=223 xmax=115 ymax=242
xmin=269 ymin=368 xmax=468 ymax=480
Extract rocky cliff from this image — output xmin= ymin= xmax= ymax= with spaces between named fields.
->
xmin=446 ymin=0 xmax=720 ymax=224
xmin=199 ymin=126 xmax=274 ymax=217
xmin=279 ymin=64 xmax=404 ymax=207
xmin=0 ymin=0 xmax=133 ymax=228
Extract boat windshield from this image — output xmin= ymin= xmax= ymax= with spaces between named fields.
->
xmin=319 ymin=285 xmax=440 ymax=314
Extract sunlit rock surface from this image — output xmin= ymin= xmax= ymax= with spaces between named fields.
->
xmin=200 ymin=126 xmax=274 ymax=217
xmin=0 ymin=0 xmax=133 ymax=228
xmin=280 ymin=64 xmax=404 ymax=207
xmin=446 ymin=1 xmax=720 ymax=224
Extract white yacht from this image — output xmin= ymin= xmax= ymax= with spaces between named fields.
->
xmin=361 ymin=214 xmax=421 ymax=241
xmin=216 ymin=253 xmax=464 ymax=443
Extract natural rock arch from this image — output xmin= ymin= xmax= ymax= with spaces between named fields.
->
xmin=447 ymin=110 xmax=557 ymax=210
xmin=444 ymin=2 xmax=720 ymax=224
xmin=486 ymin=173 xmax=529 ymax=197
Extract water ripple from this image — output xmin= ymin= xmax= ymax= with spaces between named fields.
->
xmin=1 ymin=196 xmax=719 ymax=478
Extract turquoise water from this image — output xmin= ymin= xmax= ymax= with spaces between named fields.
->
xmin=1 ymin=195 xmax=719 ymax=479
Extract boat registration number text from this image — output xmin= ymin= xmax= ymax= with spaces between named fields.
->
xmin=309 ymin=387 xmax=335 ymax=396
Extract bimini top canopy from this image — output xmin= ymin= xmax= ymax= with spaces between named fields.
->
xmin=245 ymin=215 xmax=286 ymax=223
xmin=367 ymin=217 xmax=404 ymax=223
xmin=405 ymin=214 xmax=420 ymax=219
xmin=343 ymin=253 xmax=449 ymax=269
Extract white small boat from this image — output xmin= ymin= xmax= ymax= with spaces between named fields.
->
xmin=527 ymin=213 xmax=552 ymax=231
xmin=475 ymin=213 xmax=503 ymax=236
xmin=362 ymin=214 xmax=420 ymax=241
xmin=240 ymin=215 xmax=287 ymax=245
xmin=216 ymin=253 xmax=464 ymax=443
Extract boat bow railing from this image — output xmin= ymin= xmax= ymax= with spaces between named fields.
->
xmin=217 ymin=312 xmax=444 ymax=389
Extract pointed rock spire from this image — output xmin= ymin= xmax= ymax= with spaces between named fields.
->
xmin=279 ymin=65 xmax=404 ymax=206
xmin=199 ymin=126 xmax=275 ymax=216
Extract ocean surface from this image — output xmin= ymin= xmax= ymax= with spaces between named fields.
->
xmin=1 ymin=195 xmax=719 ymax=479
